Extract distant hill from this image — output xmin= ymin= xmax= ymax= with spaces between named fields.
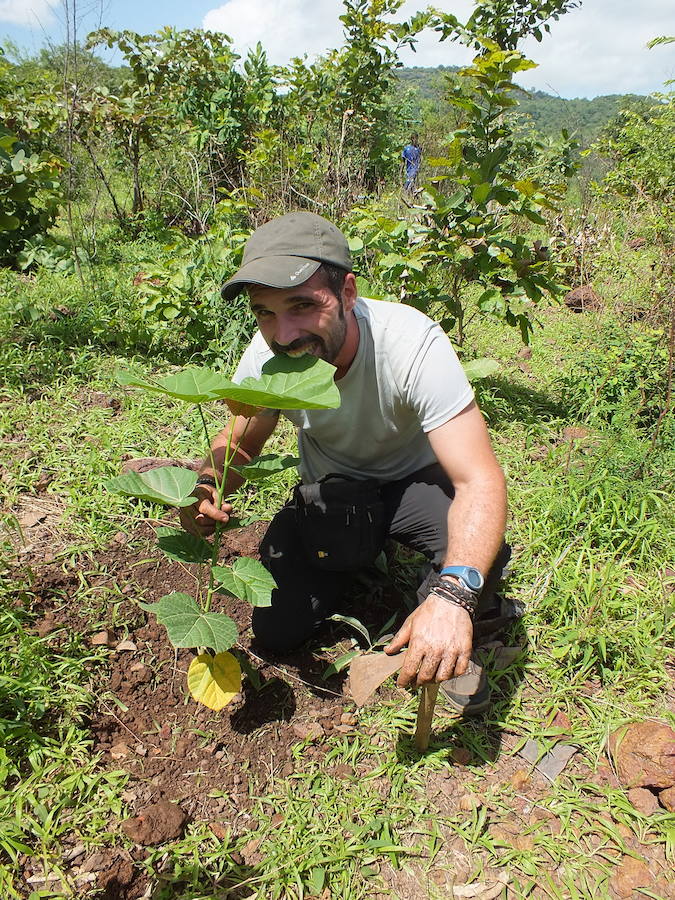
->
xmin=397 ymin=66 xmax=649 ymax=146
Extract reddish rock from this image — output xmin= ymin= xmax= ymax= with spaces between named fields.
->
xmin=451 ymin=747 xmax=472 ymax=766
xmin=564 ymin=285 xmax=602 ymax=312
xmin=627 ymin=787 xmax=660 ymax=816
xmin=659 ymin=785 xmax=675 ymax=812
xmin=120 ymin=800 xmax=187 ymax=846
xmin=627 ymin=237 xmax=646 ymax=250
xmin=609 ymin=721 xmax=675 ymax=790
xmin=292 ymin=722 xmax=324 ymax=741
xmin=609 ymin=856 xmax=653 ymax=898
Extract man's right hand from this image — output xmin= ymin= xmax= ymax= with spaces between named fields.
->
xmin=179 ymin=485 xmax=233 ymax=538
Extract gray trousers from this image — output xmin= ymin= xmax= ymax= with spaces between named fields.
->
xmin=252 ymin=463 xmax=510 ymax=652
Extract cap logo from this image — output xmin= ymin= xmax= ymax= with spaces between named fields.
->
xmin=289 ymin=261 xmax=312 ymax=282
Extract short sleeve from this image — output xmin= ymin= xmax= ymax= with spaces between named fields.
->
xmin=403 ymin=325 xmax=474 ymax=431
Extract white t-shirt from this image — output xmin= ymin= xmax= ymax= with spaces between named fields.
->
xmin=234 ymin=297 xmax=474 ymax=483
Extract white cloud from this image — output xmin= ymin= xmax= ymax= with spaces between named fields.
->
xmin=202 ymin=0 xmax=675 ymax=98
xmin=0 ymin=0 xmax=59 ymax=27
xmin=203 ymin=0 xmax=343 ymax=63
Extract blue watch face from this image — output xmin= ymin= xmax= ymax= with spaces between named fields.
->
xmin=465 ymin=569 xmax=482 ymax=589
xmin=441 ymin=566 xmax=484 ymax=591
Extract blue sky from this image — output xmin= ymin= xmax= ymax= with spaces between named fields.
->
xmin=1 ymin=0 xmax=674 ymax=99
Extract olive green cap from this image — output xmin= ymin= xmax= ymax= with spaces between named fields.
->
xmin=221 ymin=211 xmax=352 ymax=301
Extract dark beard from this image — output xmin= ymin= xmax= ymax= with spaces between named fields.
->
xmin=271 ymin=302 xmax=346 ymax=364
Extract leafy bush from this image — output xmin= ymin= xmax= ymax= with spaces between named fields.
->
xmin=0 ymin=128 xmax=64 ymax=267
xmin=558 ymin=326 xmax=670 ymax=428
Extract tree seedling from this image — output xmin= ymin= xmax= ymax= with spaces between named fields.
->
xmin=107 ymin=355 xmax=340 ymax=710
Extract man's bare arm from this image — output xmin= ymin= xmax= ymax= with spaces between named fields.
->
xmin=387 ymin=401 xmax=507 ymax=687
xmin=180 ymin=411 xmax=279 ymax=537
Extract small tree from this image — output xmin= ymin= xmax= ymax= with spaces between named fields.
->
xmin=107 ymin=356 xmax=340 ymax=709
xmin=348 ymin=44 xmax=566 ymax=345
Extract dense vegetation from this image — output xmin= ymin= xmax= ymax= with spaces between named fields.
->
xmin=0 ymin=2 xmax=673 ymax=898
xmin=398 ymin=65 xmax=650 ymax=145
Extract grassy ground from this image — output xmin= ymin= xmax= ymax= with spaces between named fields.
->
xmin=0 ymin=232 xmax=673 ymax=899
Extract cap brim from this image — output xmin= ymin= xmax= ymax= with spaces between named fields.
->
xmin=221 ymin=256 xmax=322 ymax=301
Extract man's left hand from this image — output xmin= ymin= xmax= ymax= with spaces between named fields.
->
xmin=384 ymin=594 xmax=473 ymax=688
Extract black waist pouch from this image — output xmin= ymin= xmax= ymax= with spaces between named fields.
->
xmin=294 ymin=474 xmax=386 ymax=571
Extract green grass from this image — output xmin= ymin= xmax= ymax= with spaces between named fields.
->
xmin=0 ymin=566 xmax=127 ymax=899
xmin=0 ymin=226 xmax=673 ymax=898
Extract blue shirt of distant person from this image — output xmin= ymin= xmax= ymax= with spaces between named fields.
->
xmin=402 ymin=134 xmax=422 ymax=190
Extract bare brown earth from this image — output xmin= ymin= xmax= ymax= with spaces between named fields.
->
xmin=9 ymin=511 xmax=675 ymax=900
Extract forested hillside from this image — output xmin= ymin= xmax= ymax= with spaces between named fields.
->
xmin=1 ymin=2 xmax=673 ymax=898
xmin=398 ymin=65 xmax=649 ymax=144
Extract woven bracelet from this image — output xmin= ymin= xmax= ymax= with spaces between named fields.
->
xmin=195 ymin=474 xmax=218 ymax=489
xmin=427 ymin=573 xmax=478 ymax=620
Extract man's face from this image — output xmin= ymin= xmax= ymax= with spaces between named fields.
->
xmin=248 ymin=270 xmax=353 ymax=365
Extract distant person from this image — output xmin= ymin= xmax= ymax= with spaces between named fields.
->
xmin=402 ymin=133 xmax=422 ymax=191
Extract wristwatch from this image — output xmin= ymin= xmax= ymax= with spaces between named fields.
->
xmin=439 ymin=565 xmax=484 ymax=595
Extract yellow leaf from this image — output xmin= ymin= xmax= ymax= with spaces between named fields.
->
xmin=188 ymin=652 xmax=241 ymax=710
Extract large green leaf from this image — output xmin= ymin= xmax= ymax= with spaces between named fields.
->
xmin=140 ymin=592 xmax=238 ymax=653
xmin=231 ymin=356 xmax=340 ymax=410
xmin=105 ymin=467 xmax=198 ymax=507
xmin=462 ymin=358 xmax=501 ymax=381
xmin=118 ymin=356 xmax=340 ymax=411
xmin=232 ymin=453 xmax=300 ymax=483
xmin=117 ymin=367 xmax=234 ymax=403
xmin=156 ymin=527 xmax=212 ymax=564
xmin=212 ymin=557 xmax=276 ymax=607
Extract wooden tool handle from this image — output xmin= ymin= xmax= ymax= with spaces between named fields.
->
xmin=414 ymin=683 xmax=439 ymax=751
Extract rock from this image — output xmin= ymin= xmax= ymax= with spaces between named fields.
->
xmin=564 ymin=285 xmax=602 ymax=312
xmin=552 ymin=711 xmax=572 ymax=734
xmin=292 ymin=722 xmax=324 ymax=741
xmin=110 ymin=742 xmax=131 ymax=760
xmin=120 ymin=800 xmax=188 ymax=846
xmin=627 ymin=237 xmax=646 ymax=250
xmin=91 ymin=631 xmax=114 ymax=648
xmin=18 ymin=510 xmax=47 ymax=529
xmin=609 ymin=856 xmax=653 ymax=898
xmin=609 ymin=721 xmax=675 ymax=790
xmin=627 ymin=787 xmax=660 ymax=815
xmin=452 ymin=747 xmax=472 ymax=766
xmin=80 ymin=852 xmax=108 ymax=873
xmin=209 ymin=822 xmax=229 ymax=840
xmin=658 ymin=785 xmax=675 ymax=812
xmin=63 ymin=844 xmax=85 ymax=863
xmin=115 ymin=640 xmax=137 ymax=652
xmin=98 ymin=859 xmax=135 ymax=892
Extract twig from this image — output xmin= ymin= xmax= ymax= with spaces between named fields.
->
xmin=240 ymin=645 xmax=344 ymax=698
xmin=99 ymin=702 xmax=146 ymax=746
